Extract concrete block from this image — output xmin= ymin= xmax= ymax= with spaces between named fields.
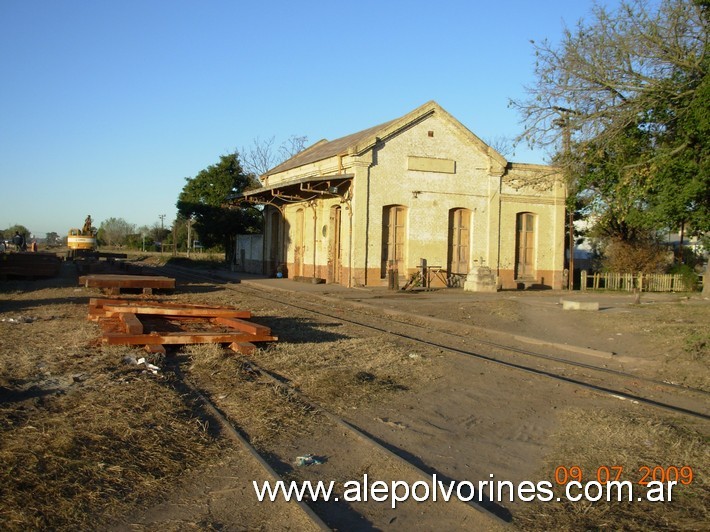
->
xmin=561 ymin=299 xmax=599 ymax=311
xmin=463 ymin=266 xmax=498 ymax=292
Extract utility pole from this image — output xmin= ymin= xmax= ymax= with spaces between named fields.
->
xmin=158 ymin=214 xmax=166 ymax=254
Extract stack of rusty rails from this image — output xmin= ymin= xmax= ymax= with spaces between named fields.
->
xmin=79 ymin=273 xmax=176 ymax=295
xmin=0 ymin=252 xmax=62 ymax=280
xmin=89 ymin=298 xmax=278 ymax=355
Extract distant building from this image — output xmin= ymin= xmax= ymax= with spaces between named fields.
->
xmin=229 ymin=101 xmax=566 ymax=289
xmin=663 ymin=228 xmax=705 ymax=257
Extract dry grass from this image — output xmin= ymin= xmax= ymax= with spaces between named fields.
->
xmin=177 ymin=284 xmax=439 ymax=416
xmin=258 ymin=336 xmax=437 ymax=413
xmin=0 ymin=369 xmax=220 ymax=530
xmin=0 ymin=278 xmax=223 ymax=531
xmin=0 ymin=268 xmax=438 ymax=528
xmin=8 ymin=264 xmax=705 ymax=529
xmin=182 ymin=310 xmax=438 ymax=449
xmin=515 ymin=408 xmax=709 ymax=530
xmin=184 ymin=343 xmax=318 ymax=448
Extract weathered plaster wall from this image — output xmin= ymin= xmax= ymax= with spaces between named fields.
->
xmin=357 ymin=114 xmax=498 ymax=285
xmin=497 ymin=164 xmax=566 ymax=289
xmin=234 ymin=234 xmax=263 ymax=274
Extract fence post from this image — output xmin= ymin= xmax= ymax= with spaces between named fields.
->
xmin=581 ymin=270 xmax=587 ymax=291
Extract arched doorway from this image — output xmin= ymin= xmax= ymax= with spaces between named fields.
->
xmin=515 ymin=212 xmax=536 ymax=280
xmin=329 ymin=205 xmax=342 ymax=283
xmin=268 ymin=209 xmax=282 ymax=276
xmin=294 ymin=208 xmax=305 ymax=277
xmin=447 ymin=208 xmax=471 ymax=276
xmin=380 ymin=205 xmax=407 ymax=278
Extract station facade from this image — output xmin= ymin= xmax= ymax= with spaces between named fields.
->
xmin=230 ymin=101 xmax=566 ymax=289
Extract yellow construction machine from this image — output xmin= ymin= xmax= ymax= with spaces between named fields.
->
xmin=67 ymin=215 xmax=97 ymax=258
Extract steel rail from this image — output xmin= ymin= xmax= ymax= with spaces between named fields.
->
xmin=162 ymin=265 xmax=710 ymax=422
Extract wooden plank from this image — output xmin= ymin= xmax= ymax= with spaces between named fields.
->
xmin=101 ymin=304 xmax=252 ymax=319
xmin=99 ymin=320 xmax=121 ymax=334
xmin=0 ymin=253 xmax=62 ymax=278
xmin=90 ymin=297 xmax=275 ymax=350
xmin=91 ymin=298 xmax=243 ymax=312
xmin=144 ymin=344 xmax=166 ymax=355
xmin=88 ymin=308 xmax=108 ymax=321
xmin=79 ymin=274 xmax=175 ymax=289
xmin=102 ymin=331 xmax=278 ymax=346
xmin=119 ymin=312 xmax=144 ymax=335
xmin=229 ymin=341 xmax=257 ymax=355
xmin=90 ymin=297 xmax=132 ymax=308
xmin=212 ymin=316 xmax=271 ymax=336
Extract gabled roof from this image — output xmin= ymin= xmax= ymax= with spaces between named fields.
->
xmin=262 ymin=100 xmax=508 ymax=179
xmin=264 ymin=121 xmax=397 ymax=176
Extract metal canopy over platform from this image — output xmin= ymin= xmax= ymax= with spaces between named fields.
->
xmin=226 ymin=173 xmax=353 ymax=207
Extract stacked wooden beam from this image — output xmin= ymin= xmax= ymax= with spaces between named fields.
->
xmin=79 ymin=274 xmax=176 ymax=295
xmin=0 ymin=252 xmax=62 ymax=279
xmin=89 ymin=298 xmax=277 ymax=354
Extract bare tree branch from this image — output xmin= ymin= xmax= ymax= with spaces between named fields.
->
xmin=241 ymin=135 xmax=309 ymax=179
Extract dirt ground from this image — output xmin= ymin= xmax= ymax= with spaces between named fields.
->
xmin=1 ymin=260 xmax=708 ymax=530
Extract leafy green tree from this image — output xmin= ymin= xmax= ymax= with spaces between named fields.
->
xmin=169 ymin=213 xmax=190 ymax=251
xmin=644 ymin=65 xmax=710 ymax=242
xmin=4 ymin=224 xmax=30 ymax=239
xmin=4 ymin=225 xmax=31 ymax=249
xmin=512 ymin=0 xmax=709 ymax=250
xmin=98 ymin=217 xmax=136 ymax=247
xmin=177 ymin=152 xmax=262 ymax=259
xmin=45 ymin=232 xmax=61 ymax=247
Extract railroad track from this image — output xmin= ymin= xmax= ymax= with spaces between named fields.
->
xmin=148 ymin=265 xmax=515 ymax=528
xmin=133 ymin=263 xmax=710 ymax=528
xmin=160 ymin=264 xmax=710 ymax=422
xmin=167 ymin=354 xmax=509 ymax=530
xmin=167 ymin=363 xmax=332 ymax=531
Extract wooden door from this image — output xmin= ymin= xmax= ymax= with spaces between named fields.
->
xmin=329 ymin=206 xmax=342 ymax=283
xmin=294 ymin=208 xmax=304 ymax=277
xmin=448 ymin=208 xmax=471 ymax=275
xmin=381 ymin=205 xmax=406 ymax=277
xmin=516 ymin=213 xmax=535 ymax=279
xmin=269 ymin=210 xmax=281 ymax=275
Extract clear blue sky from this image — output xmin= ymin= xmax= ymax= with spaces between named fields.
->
xmin=0 ymin=0 xmax=615 ymax=237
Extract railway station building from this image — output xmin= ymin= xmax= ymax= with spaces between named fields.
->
xmin=229 ymin=101 xmax=566 ymax=290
